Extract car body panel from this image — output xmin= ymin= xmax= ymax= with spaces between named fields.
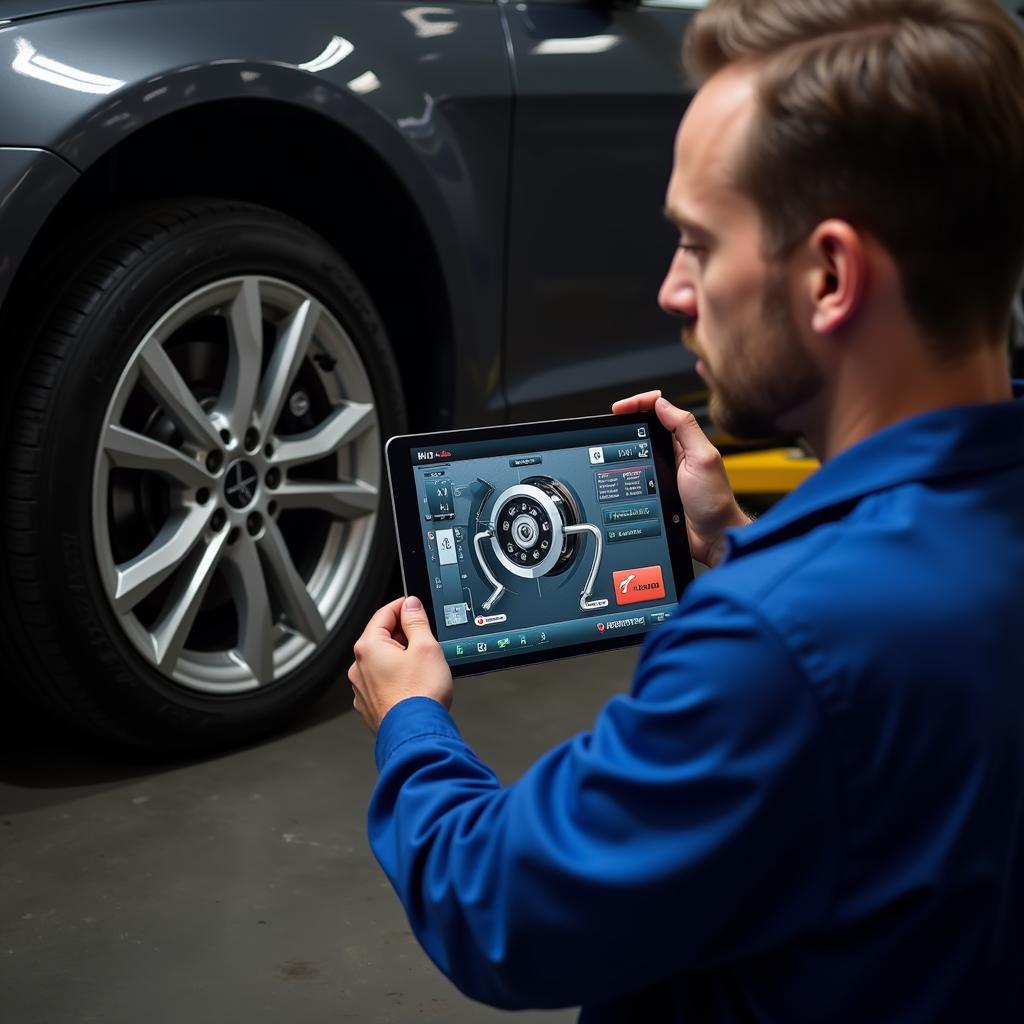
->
xmin=0 ymin=147 xmax=78 ymax=308
xmin=0 ymin=0 xmax=152 ymax=21
xmin=0 ymin=0 xmax=712 ymax=431
xmin=501 ymin=0 xmax=701 ymax=421
xmin=0 ymin=0 xmax=514 ymax=424
xmin=0 ymin=0 xmax=717 ymax=435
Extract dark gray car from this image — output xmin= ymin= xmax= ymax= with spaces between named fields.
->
xmin=0 ymin=0 xmax=707 ymax=748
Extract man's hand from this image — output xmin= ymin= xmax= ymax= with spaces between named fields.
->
xmin=612 ymin=390 xmax=751 ymax=567
xmin=348 ymin=595 xmax=453 ymax=733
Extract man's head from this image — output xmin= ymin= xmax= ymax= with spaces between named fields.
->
xmin=661 ymin=0 xmax=1024 ymax=442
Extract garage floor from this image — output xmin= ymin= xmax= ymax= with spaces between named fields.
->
xmin=0 ymin=647 xmax=637 ymax=1023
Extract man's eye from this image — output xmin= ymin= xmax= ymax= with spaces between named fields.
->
xmin=677 ymin=241 xmax=707 ymax=257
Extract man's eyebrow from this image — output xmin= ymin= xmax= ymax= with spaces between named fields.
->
xmin=662 ymin=206 xmax=712 ymax=238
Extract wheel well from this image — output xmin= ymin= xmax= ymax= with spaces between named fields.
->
xmin=4 ymin=100 xmax=454 ymax=429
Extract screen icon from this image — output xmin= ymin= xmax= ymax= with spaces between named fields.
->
xmin=588 ymin=446 xmax=605 ymax=465
xmin=444 ymin=602 xmax=468 ymax=626
xmin=496 ymin=637 xmax=511 ymax=650
xmin=426 ymin=478 xmax=455 ymax=519
xmin=637 ymin=426 xmax=647 ymax=438
xmin=475 ymin=613 xmax=507 ymax=627
xmin=436 ymin=528 xmax=458 ymax=566
xmin=612 ymin=565 xmax=666 ymax=605
xmin=455 ymin=643 xmax=465 ymax=656
xmin=477 ymin=642 xmax=488 ymax=653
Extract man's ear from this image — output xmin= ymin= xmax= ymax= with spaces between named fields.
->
xmin=806 ymin=220 xmax=866 ymax=335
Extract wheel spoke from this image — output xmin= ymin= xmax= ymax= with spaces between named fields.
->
xmin=255 ymin=517 xmax=328 ymax=644
xmin=103 ymin=423 xmax=210 ymax=489
xmin=255 ymin=298 xmax=321 ymax=436
xmin=273 ymin=479 xmax=379 ymax=519
xmin=221 ymin=536 xmax=275 ymax=685
xmin=216 ymin=277 xmax=264 ymax=437
xmin=113 ymin=504 xmax=212 ymax=614
xmin=150 ymin=528 xmax=230 ymax=672
xmin=271 ymin=401 xmax=376 ymax=469
xmin=138 ymin=340 xmax=222 ymax=451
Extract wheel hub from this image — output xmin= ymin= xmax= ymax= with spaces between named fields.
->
xmin=224 ymin=459 xmax=260 ymax=509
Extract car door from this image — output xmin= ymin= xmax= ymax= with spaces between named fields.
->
xmin=500 ymin=0 xmax=706 ymax=421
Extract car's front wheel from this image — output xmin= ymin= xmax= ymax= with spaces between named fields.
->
xmin=2 ymin=200 xmax=405 ymax=749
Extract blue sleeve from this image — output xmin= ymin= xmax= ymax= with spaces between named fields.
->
xmin=368 ymin=592 xmax=842 ymax=1010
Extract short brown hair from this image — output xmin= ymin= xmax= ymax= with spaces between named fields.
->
xmin=685 ymin=0 xmax=1024 ymax=358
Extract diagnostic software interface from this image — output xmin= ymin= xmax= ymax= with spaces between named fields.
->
xmin=410 ymin=423 xmax=681 ymax=666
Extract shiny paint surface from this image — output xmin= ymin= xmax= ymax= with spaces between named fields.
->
xmin=0 ymin=0 xmax=701 ymax=428
xmin=0 ymin=147 xmax=78 ymax=305
xmin=0 ymin=0 xmax=151 ymax=20
xmin=0 ymin=1 xmax=513 ymax=424
xmin=502 ymin=1 xmax=700 ymax=420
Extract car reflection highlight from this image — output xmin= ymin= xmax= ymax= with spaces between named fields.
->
xmin=296 ymin=35 xmax=354 ymax=74
xmin=12 ymin=37 xmax=124 ymax=95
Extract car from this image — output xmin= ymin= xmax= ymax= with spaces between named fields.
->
xmin=3 ymin=0 xmax=1019 ymax=750
xmin=0 ymin=0 xmax=713 ymax=749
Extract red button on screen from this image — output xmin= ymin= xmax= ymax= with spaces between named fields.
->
xmin=612 ymin=565 xmax=665 ymax=605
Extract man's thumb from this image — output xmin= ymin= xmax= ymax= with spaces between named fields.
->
xmin=401 ymin=595 xmax=431 ymax=640
xmin=655 ymin=398 xmax=712 ymax=454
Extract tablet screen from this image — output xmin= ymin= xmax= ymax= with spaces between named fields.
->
xmin=389 ymin=415 xmax=691 ymax=671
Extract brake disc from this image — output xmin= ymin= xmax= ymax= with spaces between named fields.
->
xmin=473 ymin=475 xmax=607 ymax=613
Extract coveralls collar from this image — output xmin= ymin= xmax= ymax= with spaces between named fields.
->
xmin=725 ymin=383 xmax=1024 ymax=559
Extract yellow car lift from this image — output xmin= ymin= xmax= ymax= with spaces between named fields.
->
xmin=722 ymin=447 xmax=820 ymax=497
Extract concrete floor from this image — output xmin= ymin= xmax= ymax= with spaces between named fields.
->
xmin=0 ymin=646 xmax=638 ymax=1024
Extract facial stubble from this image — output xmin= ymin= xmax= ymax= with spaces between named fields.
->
xmin=692 ymin=266 xmax=823 ymax=440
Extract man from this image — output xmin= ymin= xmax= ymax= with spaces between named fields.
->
xmin=348 ymin=0 xmax=1024 ymax=1019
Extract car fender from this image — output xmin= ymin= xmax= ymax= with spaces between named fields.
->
xmin=0 ymin=1 xmax=512 ymax=420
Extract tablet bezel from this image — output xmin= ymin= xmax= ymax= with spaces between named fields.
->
xmin=385 ymin=411 xmax=694 ymax=677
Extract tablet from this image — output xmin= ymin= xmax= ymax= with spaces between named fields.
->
xmin=385 ymin=412 xmax=694 ymax=675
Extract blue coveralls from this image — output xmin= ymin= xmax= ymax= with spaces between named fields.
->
xmin=370 ymin=390 xmax=1024 ymax=1022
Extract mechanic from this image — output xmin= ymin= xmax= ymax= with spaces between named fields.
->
xmin=347 ymin=0 xmax=1024 ymax=1019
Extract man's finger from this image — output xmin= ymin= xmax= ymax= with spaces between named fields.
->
xmin=611 ymin=389 xmax=662 ymax=414
xmin=362 ymin=596 xmax=407 ymax=646
xmin=654 ymin=398 xmax=717 ymax=457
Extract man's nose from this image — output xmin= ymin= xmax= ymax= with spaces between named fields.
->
xmin=658 ymin=252 xmax=698 ymax=319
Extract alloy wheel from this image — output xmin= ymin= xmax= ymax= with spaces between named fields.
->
xmin=92 ymin=275 xmax=381 ymax=694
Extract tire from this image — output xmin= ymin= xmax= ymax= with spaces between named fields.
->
xmin=1 ymin=199 xmax=406 ymax=750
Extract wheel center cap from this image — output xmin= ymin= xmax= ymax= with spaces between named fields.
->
xmin=225 ymin=460 xmax=259 ymax=509
xmin=512 ymin=514 xmax=539 ymax=549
